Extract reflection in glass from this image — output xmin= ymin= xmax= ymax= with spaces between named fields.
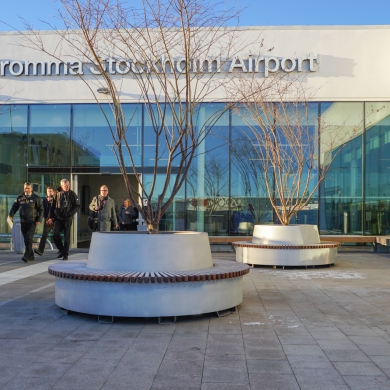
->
xmin=365 ymin=102 xmax=390 ymax=234
xmin=0 ymin=105 xmax=28 ymax=232
xmin=29 ymin=105 xmax=71 ymax=167
xmin=73 ymin=104 xmax=141 ymax=167
xmin=142 ymin=174 xmax=185 ymax=231
xmin=319 ymin=102 xmax=363 ymax=234
xmin=231 ymin=107 xmax=272 ymax=233
xmin=232 ymin=102 xmax=319 ymax=229
xmin=186 ymin=104 xmax=229 ymax=235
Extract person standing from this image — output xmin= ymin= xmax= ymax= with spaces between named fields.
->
xmin=117 ymin=198 xmax=138 ymax=231
xmin=34 ymin=186 xmax=55 ymax=256
xmin=9 ymin=182 xmax=43 ymax=263
xmin=89 ymin=185 xmax=118 ymax=232
xmin=53 ymin=179 xmax=80 ymax=260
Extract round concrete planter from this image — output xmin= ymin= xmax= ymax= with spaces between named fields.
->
xmin=49 ymin=232 xmax=249 ymax=318
xmin=234 ymin=225 xmax=339 ymax=267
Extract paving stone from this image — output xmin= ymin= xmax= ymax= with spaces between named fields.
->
xmin=343 ymin=375 xmax=390 ymax=390
xmin=356 ymin=343 xmax=390 ymax=356
xmin=348 ymin=335 xmax=390 ymax=346
xmin=0 ymin=376 xmax=58 ymax=390
xmin=324 ymin=349 xmax=371 ymax=362
xmin=287 ymin=354 xmax=334 ymax=369
xmin=243 ymin=337 xmax=281 ymax=349
xmin=248 ymin=373 xmax=300 ymax=389
xmin=155 ymin=357 xmax=204 ymax=378
xmin=18 ymin=362 xmax=72 ymax=378
xmin=293 ymin=367 xmax=347 ymax=388
xmin=51 ymin=359 xmax=117 ymax=389
xmin=247 ymin=359 xmax=293 ymax=374
xmin=333 ymin=361 xmax=385 ymax=376
xmin=283 ymin=344 xmax=327 ymax=356
xmin=370 ymin=355 xmax=390 ymax=369
xmin=277 ymin=335 xmax=317 ymax=345
xmin=151 ymin=381 xmax=202 ymax=390
xmin=202 ymin=366 xmax=249 ymax=384
xmin=316 ymin=339 xmax=360 ymax=350
xmin=245 ymin=347 xmax=287 ymax=360
xmin=308 ymin=330 xmax=350 ymax=340
xmin=79 ymin=346 xmax=129 ymax=361
xmin=201 ymin=383 xmax=250 ymax=390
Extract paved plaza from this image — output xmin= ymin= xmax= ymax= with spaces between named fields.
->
xmin=1 ymin=248 xmax=390 ymax=389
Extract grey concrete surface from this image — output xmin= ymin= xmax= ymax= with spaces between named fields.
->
xmin=0 ymin=247 xmax=390 ymax=389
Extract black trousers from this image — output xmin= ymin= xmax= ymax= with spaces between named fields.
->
xmin=120 ymin=223 xmax=133 ymax=231
xmin=21 ymin=221 xmax=36 ymax=260
xmin=53 ymin=218 xmax=72 ymax=255
xmin=38 ymin=223 xmax=52 ymax=252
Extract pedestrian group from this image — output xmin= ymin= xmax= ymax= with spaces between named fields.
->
xmin=9 ymin=180 xmax=137 ymax=263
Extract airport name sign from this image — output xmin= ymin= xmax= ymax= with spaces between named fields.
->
xmin=0 ymin=53 xmax=319 ymax=78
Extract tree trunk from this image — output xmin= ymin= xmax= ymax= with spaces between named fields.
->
xmin=147 ymin=223 xmax=159 ymax=234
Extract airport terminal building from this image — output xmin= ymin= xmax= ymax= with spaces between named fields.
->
xmin=0 ymin=26 xmax=389 ymax=246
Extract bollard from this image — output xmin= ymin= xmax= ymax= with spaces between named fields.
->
xmin=11 ymin=218 xmax=24 ymax=254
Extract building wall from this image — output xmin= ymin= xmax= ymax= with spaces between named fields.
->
xmin=0 ymin=26 xmax=390 ymax=103
xmin=1 ymin=27 xmax=390 ymax=239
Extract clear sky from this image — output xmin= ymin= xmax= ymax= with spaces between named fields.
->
xmin=0 ymin=0 xmax=389 ymax=31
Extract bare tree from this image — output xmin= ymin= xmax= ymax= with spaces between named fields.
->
xmin=233 ymin=77 xmax=361 ymax=225
xmin=16 ymin=0 xmax=263 ymax=233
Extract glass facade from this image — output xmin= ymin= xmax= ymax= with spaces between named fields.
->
xmin=319 ymin=103 xmax=364 ymax=234
xmin=1 ymin=101 xmax=390 ymax=239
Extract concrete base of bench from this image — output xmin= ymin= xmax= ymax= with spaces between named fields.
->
xmin=50 ymin=259 xmax=248 ymax=317
xmin=48 ymin=231 xmax=249 ymax=318
xmin=234 ymin=241 xmax=339 ymax=267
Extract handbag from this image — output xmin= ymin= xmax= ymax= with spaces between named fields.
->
xmin=88 ymin=195 xmax=100 ymax=231
xmin=88 ymin=211 xmax=99 ymax=231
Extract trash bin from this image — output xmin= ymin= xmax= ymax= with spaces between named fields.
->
xmin=12 ymin=218 xmax=24 ymax=254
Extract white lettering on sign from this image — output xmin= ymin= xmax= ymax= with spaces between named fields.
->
xmin=0 ymin=53 xmax=320 ymax=78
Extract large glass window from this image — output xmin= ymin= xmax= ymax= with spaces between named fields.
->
xmin=0 ymin=105 xmax=27 ymax=232
xmin=142 ymin=174 xmax=185 ymax=231
xmin=143 ymin=104 xmax=177 ymax=167
xmin=73 ymin=104 xmax=142 ymax=168
xmin=231 ymin=107 xmax=271 ymax=234
xmin=319 ymin=102 xmax=364 ymax=234
xmin=365 ymin=102 xmax=390 ymax=234
xmin=29 ymin=105 xmax=71 ymax=167
xmin=186 ymin=104 xmax=229 ymax=235
xmin=4 ymin=100 xmax=390 ymax=240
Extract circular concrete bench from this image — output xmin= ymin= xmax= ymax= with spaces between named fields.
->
xmin=48 ymin=232 xmax=250 ymax=318
xmin=234 ymin=225 xmax=340 ymax=267
xmin=234 ymin=240 xmax=340 ymax=267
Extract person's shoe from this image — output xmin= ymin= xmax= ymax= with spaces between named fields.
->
xmin=62 ymin=255 xmax=68 ymax=260
xmin=29 ymin=257 xmax=35 ymax=261
xmin=21 ymin=257 xmax=28 ymax=263
xmin=34 ymin=249 xmax=43 ymax=256
xmin=57 ymin=252 xmax=64 ymax=259
xmin=57 ymin=250 xmax=61 ymax=255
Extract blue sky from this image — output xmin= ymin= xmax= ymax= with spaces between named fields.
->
xmin=0 ymin=0 xmax=389 ymax=31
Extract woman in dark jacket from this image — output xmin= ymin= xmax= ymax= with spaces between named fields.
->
xmin=117 ymin=199 xmax=138 ymax=231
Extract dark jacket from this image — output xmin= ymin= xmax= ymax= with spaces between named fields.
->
xmin=9 ymin=192 xmax=43 ymax=224
xmin=54 ymin=190 xmax=80 ymax=220
xmin=117 ymin=206 xmax=138 ymax=224
xmin=43 ymin=196 xmax=56 ymax=220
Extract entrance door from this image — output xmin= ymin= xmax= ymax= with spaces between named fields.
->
xmin=74 ymin=173 xmax=140 ymax=248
